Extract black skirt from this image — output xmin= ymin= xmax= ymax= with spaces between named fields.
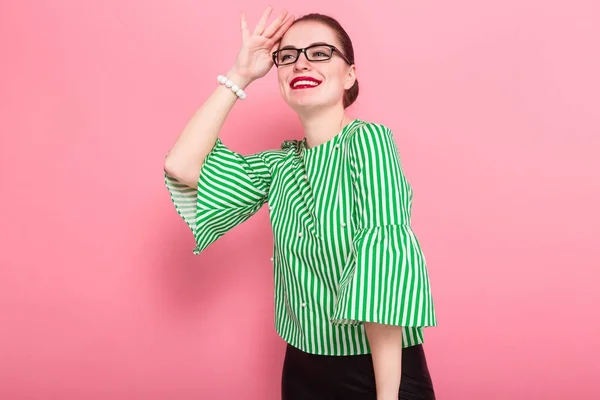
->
xmin=281 ymin=343 xmax=436 ymax=400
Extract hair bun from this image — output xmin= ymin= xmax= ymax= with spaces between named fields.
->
xmin=344 ymin=79 xmax=359 ymax=108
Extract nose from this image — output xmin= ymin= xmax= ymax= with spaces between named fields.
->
xmin=293 ymin=51 xmax=311 ymax=71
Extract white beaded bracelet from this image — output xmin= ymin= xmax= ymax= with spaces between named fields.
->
xmin=217 ymin=75 xmax=247 ymax=100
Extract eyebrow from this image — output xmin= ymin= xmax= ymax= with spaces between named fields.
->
xmin=278 ymin=42 xmax=330 ymax=51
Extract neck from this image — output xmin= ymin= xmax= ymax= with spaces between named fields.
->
xmin=298 ymin=107 xmax=354 ymax=149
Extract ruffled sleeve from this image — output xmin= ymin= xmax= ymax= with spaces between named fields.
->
xmin=331 ymin=123 xmax=436 ymax=330
xmin=164 ymin=139 xmax=271 ymax=255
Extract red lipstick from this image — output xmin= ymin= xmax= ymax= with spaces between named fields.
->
xmin=290 ymin=76 xmax=322 ymax=90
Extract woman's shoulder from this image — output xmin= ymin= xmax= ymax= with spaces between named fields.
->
xmin=345 ymin=119 xmax=395 ymax=146
xmin=274 ymin=120 xmax=396 ymax=152
xmin=249 ymin=139 xmax=300 ymax=170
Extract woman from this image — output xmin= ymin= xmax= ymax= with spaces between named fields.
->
xmin=163 ymin=7 xmax=437 ymax=400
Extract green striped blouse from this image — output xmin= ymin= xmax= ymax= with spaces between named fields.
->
xmin=165 ymin=119 xmax=436 ymax=356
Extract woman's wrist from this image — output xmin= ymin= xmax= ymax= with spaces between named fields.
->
xmin=226 ymin=68 xmax=253 ymax=90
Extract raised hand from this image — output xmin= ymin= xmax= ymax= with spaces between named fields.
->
xmin=230 ymin=6 xmax=295 ymax=86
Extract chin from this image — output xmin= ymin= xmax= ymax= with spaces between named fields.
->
xmin=285 ymin=95 xmax=337 ymax=114
xmin=288 ymin=99 xmax=323 ymax=111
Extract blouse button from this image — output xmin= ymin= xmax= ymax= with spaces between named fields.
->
xmin=341 ymin=221 xmax=346 ymax=228
xmin=301 ymin=302 xmax=307 ymax=308
xmin=303 ymin=174 xmax=308 ymax=180
xmin=297 ymin=232 xmax=303 ymax=237
xmin=334 ymin=144 xmax=340 ymax=149
xmin=270 ymin=257 xmax=274 ymax=262
xmin=268 ymin=205 xmax=273 ymax=210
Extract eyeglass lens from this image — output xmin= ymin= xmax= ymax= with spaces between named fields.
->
xmin=276 ymin=46 xmax=333 ymax=65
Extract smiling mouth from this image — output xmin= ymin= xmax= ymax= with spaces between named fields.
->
xmin=290 ymin=78 xmax=322 ymax=90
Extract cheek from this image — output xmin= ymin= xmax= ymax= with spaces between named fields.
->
xmin=324 ymin=67 xmax=349 ymax=90
xmin=325 ymin=75 xmax=347 ymax=96
xmin=277 ymin=70 xmax=288 ymax=92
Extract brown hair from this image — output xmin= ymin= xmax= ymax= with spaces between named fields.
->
xmin=292 ymin=13 xmax=359 ymax=108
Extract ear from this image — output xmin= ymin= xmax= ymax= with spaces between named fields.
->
xmin=344 ymin=64 xmax=356 ymax=90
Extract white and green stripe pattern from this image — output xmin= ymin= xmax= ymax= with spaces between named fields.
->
xmin=165 ymin=119 xmax=436 ymax=356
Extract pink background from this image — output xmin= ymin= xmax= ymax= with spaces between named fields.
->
xmin=1 ymin=0 xmax=599 ymax=398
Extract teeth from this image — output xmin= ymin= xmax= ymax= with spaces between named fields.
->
xmin=293 ymin=80 xmax=319 ymax=88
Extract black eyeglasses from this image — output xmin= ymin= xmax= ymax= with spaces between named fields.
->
xmin=272 ymin=44 xmax=352 ymax=67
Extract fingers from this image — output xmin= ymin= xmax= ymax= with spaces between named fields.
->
xmin=253 ymin=5 xmax=273 ymax=36
xmin=268 ymin=14 xmax=295 ymax=43
xmin=262 ymin=9 xmax=289 ymax=38
xmin=240 ymin=10 xmax=249 ymax=40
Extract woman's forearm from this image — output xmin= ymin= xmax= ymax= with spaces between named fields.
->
xmin=163 ymin=69 xmax=252 ymax=188
xmin=365 ymin=322 xmax=403 ymax=400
